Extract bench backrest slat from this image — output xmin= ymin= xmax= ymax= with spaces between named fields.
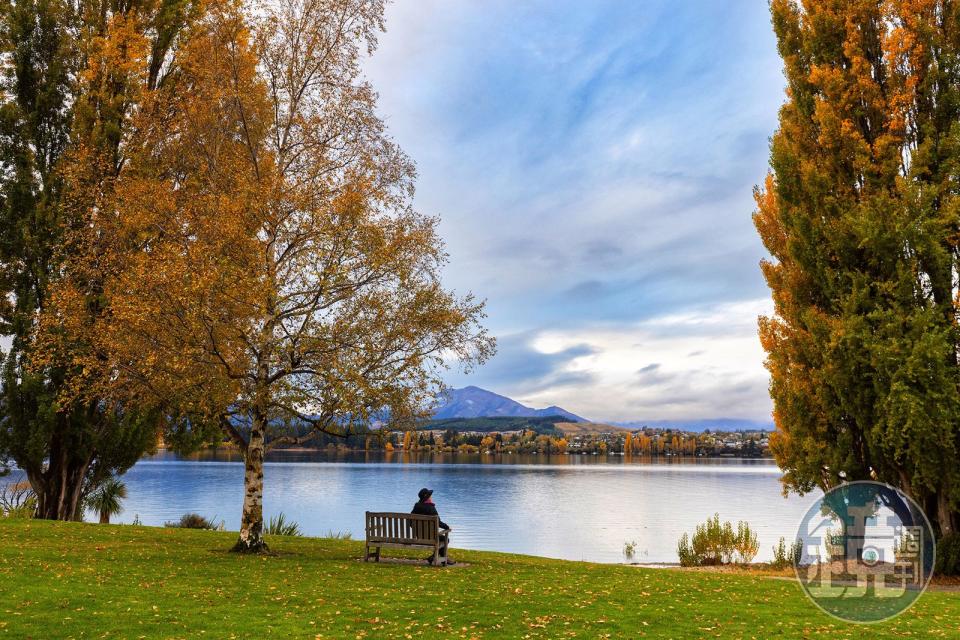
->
xmin=365 ymin=511 xmax=438 ymax=545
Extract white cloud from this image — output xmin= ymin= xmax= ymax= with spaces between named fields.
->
xmin=364 ymin=0 xmax=784 ymax=421
xmin=511 ymin=299 xmax=774 ymax=422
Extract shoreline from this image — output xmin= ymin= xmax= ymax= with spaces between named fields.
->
xmin=153 ymin=445 xmax=777 ymax=461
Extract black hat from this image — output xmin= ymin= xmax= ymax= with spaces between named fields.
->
xmin=418 ymin=487 xmax=433 ymax=501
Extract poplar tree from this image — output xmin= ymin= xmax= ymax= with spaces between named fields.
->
xmin=0 ymin=0 xmax=196 ymax=519
xmin=756 ymin=0 xmax=960 ymax=539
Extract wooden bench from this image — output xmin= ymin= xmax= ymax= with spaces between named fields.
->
xmin=364 ymin=511 xmax=448 ymax=566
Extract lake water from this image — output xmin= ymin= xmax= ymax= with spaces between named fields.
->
xmin=96 ymin=451 xmax=821 ymax=564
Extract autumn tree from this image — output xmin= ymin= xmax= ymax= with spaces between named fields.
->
xmin=635 ymin=433 xmax=651 ymax=454
xmin=756 ymin=0 xmax=960 ymax=540
xmin=40 ymin=0 xmax=493 ymax=552
xmin=0 ymin=0 xmax=196 ymax=520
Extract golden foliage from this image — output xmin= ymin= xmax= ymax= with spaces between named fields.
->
xmin=37 ymin=0 xmax=494 ymax=451
xmin=757 ymin=0 xmax=960 ymax=526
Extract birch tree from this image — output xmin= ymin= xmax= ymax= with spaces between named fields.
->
xmin=40 ymin=0 xmax=493 ymax=552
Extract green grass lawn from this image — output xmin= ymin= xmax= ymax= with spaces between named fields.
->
xmin=1 ymin=519 xmax=957 ymax=639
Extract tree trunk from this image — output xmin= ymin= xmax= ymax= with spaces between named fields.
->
xmin=937 ymin=490 xmax=955 ymax=537
xmin=99 ymin=511 xmax=110 ymax=524
xmin=232 ymin=426 xmax=268 ymax=553
xmin=28 ymin=453 xmax=90 ymax=521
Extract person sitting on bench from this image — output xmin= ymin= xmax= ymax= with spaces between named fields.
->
xmin=412 ymin=487 xmax=452 ymax=564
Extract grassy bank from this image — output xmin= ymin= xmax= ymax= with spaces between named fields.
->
xmin=0 ymin=519 xmax=957 ymax=639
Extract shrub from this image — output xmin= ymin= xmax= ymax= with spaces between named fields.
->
xmin=265 ymin=513 xmax=302 ymax=537
xmin=5 ymin=499 xmax=36 ymax=519
xmin=677 ymin=533 xmax=698 ymax=567
xmin=772 ymin=537 xmax=787 ymax=568
xmin=935 ymin=533 xmax=960 ymax=576
xmin=623 ymin=540 xmax=638 ymax=561
xmin=1 ymin=482 xmax=36 ymax=519
xmin=734 ymin=521 xmax=759 ymax=564
xmin=86 ymin=477 xmax=127 ymax=524
xmin=771 ymin=537 xmax=803 ymax=569
xmin=691 ymin=513 xmax=736 ymax=565
xmin=323 ymin=530 xmax=353 ymax=540
xmin=824 ymin=528 xmax=845 ymax=561
xmin=677 ymin=513 xmax=760 ymax=566
xmin=165 ymin=513 xmax=221 ymax=530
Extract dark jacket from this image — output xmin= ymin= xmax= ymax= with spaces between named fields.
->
xmin=412 ymin=500 xmax=449 ymax=530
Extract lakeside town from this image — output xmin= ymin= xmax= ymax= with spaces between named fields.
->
xmin=395 ymin=427 xmax=771 ymax=457
xmin=264 ymin=424 xmax=773 ymax=458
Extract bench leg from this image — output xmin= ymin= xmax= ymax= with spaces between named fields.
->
xmin=437 ymin=531 xmax=449 ymax=566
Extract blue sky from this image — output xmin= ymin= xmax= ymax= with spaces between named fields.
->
xmin=365 ymin=0 xmax=784 ymax=423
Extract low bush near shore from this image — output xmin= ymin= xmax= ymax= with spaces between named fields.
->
xmin=677 ymin=513 xmax=759 ymax=566
xmin=264 ymin=513 xmax=302 ymax=537
xmin=771 ymin=536 xmax=803 ymax=569
xmin=164 ymin=513 xmax=223 ymax=530
xmin=0 ymin=482 xmax=35 ymax=519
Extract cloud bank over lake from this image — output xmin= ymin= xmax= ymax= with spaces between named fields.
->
xmin=365 ymin=0 xmax=783 ymax=423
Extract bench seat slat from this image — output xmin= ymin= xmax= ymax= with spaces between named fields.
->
xmin=367 ymin=541 xmax=437 ymax=550
xmin=364 ymin=511 xmax=443 ymax=560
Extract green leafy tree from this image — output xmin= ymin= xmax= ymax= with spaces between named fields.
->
xmin=755 ymin=0 xmax=960 ymax=537
xmin=0 ymin=0 xmax=197 ymax=520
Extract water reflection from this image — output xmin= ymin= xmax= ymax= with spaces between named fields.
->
xmin=106 ymin=450 xmax=820 ymax=563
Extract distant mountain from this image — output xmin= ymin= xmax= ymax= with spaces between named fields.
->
xmin=434 ymin=386 xmax=588 ymax=422
xmin=611 ymin=418 xmax=774 ymax=433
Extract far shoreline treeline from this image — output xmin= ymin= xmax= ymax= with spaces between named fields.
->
xmin=158 ymin=415 xmax=772 ymax=459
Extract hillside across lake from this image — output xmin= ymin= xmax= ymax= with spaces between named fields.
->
xmin=433 ymin=386 xmax=587 ymax=422
xmin=424 ymin=415 xmax=571 ymax=435
xmin=554 ymin=421 xmax=632 ymax=435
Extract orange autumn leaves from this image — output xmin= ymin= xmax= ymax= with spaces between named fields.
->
xmin=756 ymin=0 xmax=960 ymax=528
xmin=35 ymin=0 xmax=494 ymax=445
